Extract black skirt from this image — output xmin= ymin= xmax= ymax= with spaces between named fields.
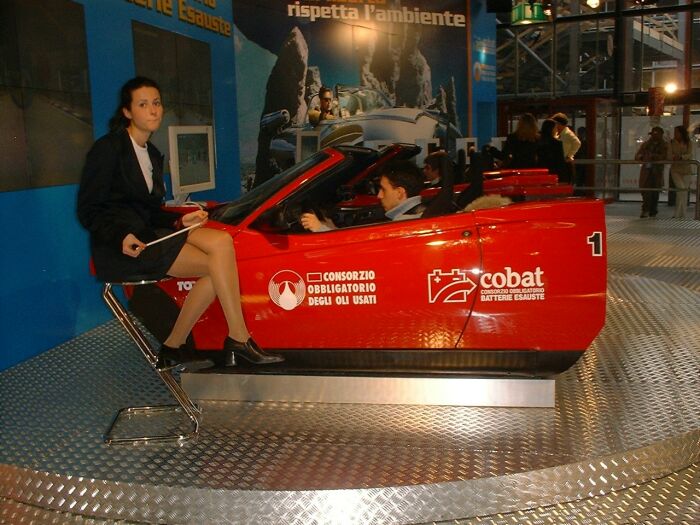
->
xmin=91 ymin=228 xmax=187 ymax=283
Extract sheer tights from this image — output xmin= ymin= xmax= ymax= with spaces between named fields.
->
xmin=163 ymin=228 xmax=249 ymax=347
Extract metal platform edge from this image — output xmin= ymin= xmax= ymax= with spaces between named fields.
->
xmin=0 ymin=429 xmax=697 ymax=524
xmin=181 ymin=373 xmax=556 ymax=407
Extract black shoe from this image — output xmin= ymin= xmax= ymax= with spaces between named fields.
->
xmin=223 ymin=337 xmax=284 ymax=364
xmin=157 ymin=344 xmax=212 ymax=371
xmin=156 ymin=344 xmax=184 ymax=370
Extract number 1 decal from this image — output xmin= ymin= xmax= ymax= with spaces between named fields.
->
xmin=587 ymin=231 xmax=603 ymax=256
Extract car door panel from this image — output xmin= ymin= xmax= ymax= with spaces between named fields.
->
xmin=234 ymin=213 xmax=480 ymax=350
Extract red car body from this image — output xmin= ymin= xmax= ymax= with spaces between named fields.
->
xmin=129 ymin=144 xmax=607 ymax=376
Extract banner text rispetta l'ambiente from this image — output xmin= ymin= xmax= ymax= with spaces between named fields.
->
xmin=287 ymin=1 xmax=466 ymax=27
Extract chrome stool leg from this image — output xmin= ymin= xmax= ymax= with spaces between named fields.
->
xmin=101 ymin=282 xmax=201 ymax=445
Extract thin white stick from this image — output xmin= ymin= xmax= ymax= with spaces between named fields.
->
xmin=145 ymin=222 xmax=203 ymax=248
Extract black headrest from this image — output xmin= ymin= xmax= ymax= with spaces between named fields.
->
xmin=422 ymin=154 xmax=457 ymax=219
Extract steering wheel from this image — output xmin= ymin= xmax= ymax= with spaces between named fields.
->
xmin=285 ymin=202 xmax=329 ymax=233
xmin=282 ymin=203 xmax=304 ymax=229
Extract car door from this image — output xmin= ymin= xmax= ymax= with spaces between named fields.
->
xmin=234 ymin=212 xmax=481 ymax=350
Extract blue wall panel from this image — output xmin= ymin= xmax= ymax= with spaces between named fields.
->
xmin=470 ymin=0 xmax=497 ymax=146
xmin=0 ymin=0 xmax=238 ymax=371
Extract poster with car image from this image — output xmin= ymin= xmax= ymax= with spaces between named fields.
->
xmin=232 ymin=0 xmax=474 ymax=189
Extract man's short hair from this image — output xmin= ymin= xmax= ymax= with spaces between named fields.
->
xmin=380 ymin=160 xmax=424 ymax=197
xmin=551 ymin=113 xmax=568 ymax=126
xmin=423 ymin=150 xmax=449 ymax=171
xmin=319 ymin=86 xmax=332 ymax=100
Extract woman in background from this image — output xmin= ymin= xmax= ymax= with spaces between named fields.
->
xmin=635 ymin=126 xmax=668 ymax=218
xmin=77 ymin=77 xmax=282 ymax=366
xmin=502 ymin=113 xmax=539 ymax=169
xmin=669 ymin=125 xmax=693 ymax=219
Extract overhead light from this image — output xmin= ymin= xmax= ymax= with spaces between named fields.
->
xmin=586 ymin=0 xmax=600 ymax=8
xmin=664 ymin=82 xmax=678 ymax=94
xmin=511 ymin=1 xmax=547 ymax=25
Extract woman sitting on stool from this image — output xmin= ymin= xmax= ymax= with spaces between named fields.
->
xmin=77 ymin=77 xmax=282 ymax=366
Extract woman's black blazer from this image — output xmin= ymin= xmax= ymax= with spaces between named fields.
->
xmin=77 ymin=129 xmax=180 ymax=279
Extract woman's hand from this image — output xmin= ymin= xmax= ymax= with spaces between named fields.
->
xmin=122 ymin=233 xmax=146 ymax=258
xmin=181 ymin=210 xmax=208 ymax=227
xmin=300 ymin=212 xmax=322 ymax=232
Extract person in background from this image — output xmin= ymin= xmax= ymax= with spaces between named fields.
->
xmin=481 ymin=144 xmax=502 ymax=171
xmin=502 ymin=113 xmax=539 ymax=169
xmin=77 ymin=77 xmax=283 ymax=367
xmin=536 ymin=119 xmax=566 ymax=180
xmin=669 ymin=125 xmax=693 ymax=219
xmin=634 ymin=126 xmax=669 ymax=218
xmin=551 ymin=113 xmax=581 ymax=183
xmin=423 ymin=150 xmax=449 ymax=187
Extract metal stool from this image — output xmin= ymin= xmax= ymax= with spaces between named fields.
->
xmin=101 ymin=278 xmax=201 ymax=445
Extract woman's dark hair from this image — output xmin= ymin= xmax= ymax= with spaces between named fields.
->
xmin=108 ymin=76 xmax=161 ymax=133
xmin=540 ymin=119 xmax=556 ymax=140
xmin=674 ymin=125 xmax=690 ymax=145
xmin=514 ymin=113 xmax=539 ymax=142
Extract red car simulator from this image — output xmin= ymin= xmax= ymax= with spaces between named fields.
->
xmin=128 ymin=144 xmax=607 ymax=376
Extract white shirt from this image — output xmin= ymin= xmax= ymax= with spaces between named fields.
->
xmin=130 ymin=135 xmax=154 ymax=193
xmin=385 ymin=195 xmax=424 ymax=221
xmin=558 ymin=127 xmax=581 ymax=160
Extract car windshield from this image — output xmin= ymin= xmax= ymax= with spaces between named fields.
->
xmin=337 ymin=87 xmax=392 ymax=117
xmin=212 ymin=151 xmax=331 ymax=225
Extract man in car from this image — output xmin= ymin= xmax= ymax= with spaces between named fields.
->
xmin=301 ymin=160 xmax=425 ymax=232
xmin=308 ymin=86 xmax=336 ymax=126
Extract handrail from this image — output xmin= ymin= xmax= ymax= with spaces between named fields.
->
xmin=572 ymin=158 xmax=699 ymax=220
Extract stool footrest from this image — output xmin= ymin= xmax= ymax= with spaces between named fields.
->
xmin=103 ymin=404 xmax=200 ymax=445
xmin=101 ymin=282 xmax=202 ymax=446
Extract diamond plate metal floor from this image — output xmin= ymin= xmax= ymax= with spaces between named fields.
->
xmin=0 ymin=205 xmax=698 ymax=524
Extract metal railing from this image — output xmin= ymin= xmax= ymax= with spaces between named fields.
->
xmin=572 ymin=158 xmax=700 ymax=220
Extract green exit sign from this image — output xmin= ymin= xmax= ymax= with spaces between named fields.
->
xmin=511 ymin=1 xmax=547 ymax=25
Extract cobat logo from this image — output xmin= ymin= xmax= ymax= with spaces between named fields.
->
xmin=428 ymin=269 xmax=477 ymax=303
